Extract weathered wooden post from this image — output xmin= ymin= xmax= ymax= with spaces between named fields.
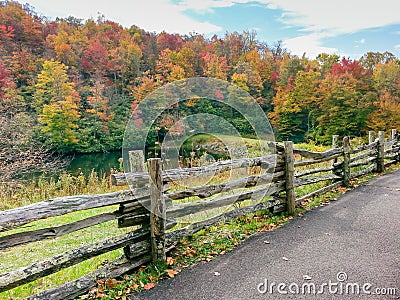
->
xmin=342 ymin=136 xmax=351 ymax=187
xmin=368 ymin=131 xmax=374 ymax=145
xmin=391 ymin=129 xmax=397 ymax=141
xmin=332 ymin=135 xmax=339 ymax=148
xmin=120 ymin=150 xmax=147 ymax=256
xmin=128 ymin=150 xmax=145 ymax=172
xmin=119 ymin=150 xmax=146 ymax=228
xmin=331 ymin=135 xmax=340 ymax=177
xmin=283 ymin=141 xmax=296 ymax=215
xmin=147 ymin=158 xmax=166 ymax=262
xmin=377 ymin=131 xmax=385 ymax=173
xmin=391 ymin=129 xmax=397 ymax=162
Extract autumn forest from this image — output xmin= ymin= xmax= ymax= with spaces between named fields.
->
xmin=1 ymin=1 xmax=400 ymax=162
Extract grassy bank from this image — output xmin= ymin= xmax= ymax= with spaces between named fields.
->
xmin=80 ymin=161 xmax=400 ymax=299
xmin=0 ymin=170 xmax=123 ymax=211
xmin=0 ymin=140 xmax=326 ymax=299
xmin=0 ymin=171 xmax=128 ymax=299
xmin=2 ymin=139 xmax=396 ymax=299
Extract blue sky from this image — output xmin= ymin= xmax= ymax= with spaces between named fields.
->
xmin=23 ymin=0 xmax=400 ymax=59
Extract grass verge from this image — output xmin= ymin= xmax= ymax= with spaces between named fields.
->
xmin=79 ymin=161 xmax=400 ymax=300
xmin=0 ymin=171 xmax=128 ymax=299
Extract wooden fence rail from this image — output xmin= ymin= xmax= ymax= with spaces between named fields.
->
xmin=0 ymin=129 xmax=399 ymax=299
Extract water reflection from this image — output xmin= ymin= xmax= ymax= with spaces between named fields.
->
xmin=66 ymin=152 xmax=122 ymax=176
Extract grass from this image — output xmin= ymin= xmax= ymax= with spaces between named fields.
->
xmin=80 ymin=210 xmax=294 ymax=300
xmin=1 ymin=216 xmax=130 ymax=299
xmin=79 ymin=160 xmax=400 ymax=300
xmin=0 ymin=171 xmax=128 ymax=299
xmin=1 ymin=138 xmax=398 ymax=300
xmin=0 ymin=170 xmax=123 ymax=211
xmin=181 ymin=133 xmax=273 ymax=160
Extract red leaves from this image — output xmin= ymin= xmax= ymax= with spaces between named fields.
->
xmin=157 ymin=33 xmax=183 ymax=51
xmin=214 ymin=88 xmax=225 ymax=99
xmin=0 ymin=25 xmax=15 ymax=39
xmin=0 ymin=60 xmax=14 ymax=97
xmin=81 ymin=40 xmax=109 ymax=75
xmin=331 ymin=57 xmax=370 ymax=79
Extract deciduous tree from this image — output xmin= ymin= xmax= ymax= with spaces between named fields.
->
xmin=34 ymin=60 xmax=81 ymax=151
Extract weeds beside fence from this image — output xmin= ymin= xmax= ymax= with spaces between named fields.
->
xmin=0 ymin=130 xmax=399 ymax=299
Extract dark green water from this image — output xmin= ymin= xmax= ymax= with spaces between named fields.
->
xmin=66 ymin=151 xmax=122 ymax=176
xmin=65 ymin=136 xmax=229 ymax=177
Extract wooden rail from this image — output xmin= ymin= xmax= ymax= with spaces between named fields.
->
xmin=0 ymin=130 xmax=399 ymax=299
xmin=111 ymin=155 xmax=280 ymax=186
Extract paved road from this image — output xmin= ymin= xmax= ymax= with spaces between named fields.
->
xmin=131 ymin=169 xmax=400 ymax=299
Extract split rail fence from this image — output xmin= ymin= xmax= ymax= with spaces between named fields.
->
xmin=0 ymin=130 xmax=399 ymax=299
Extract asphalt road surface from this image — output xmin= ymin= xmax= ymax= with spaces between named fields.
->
xmin=130 ymin=169 xmax=400 ymax=299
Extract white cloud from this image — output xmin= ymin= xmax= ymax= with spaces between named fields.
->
xmin=395 ymin=45 xmax=400 ymax=49
xmin=283 ymin=34 xmax=338 ymax=58
xmin=26 ymin=0 xmax=400 ymax=37
xmin=175 ymin=0 xmax=400 ymax=57
xmin=24 ymin=0 xmax=400 ymax=58
xmin=271 ymin=0 xmax=400 ymax=34
xmin=178 ymin=0 xmax=400 ymax=35
xmin=354 ymin=38 xmax=366 ymax=48
xmin=177 ymin=0 xmax=235 ymax=12
xmin=26 ymin=0 xmax=222 ymax=34
xmin=177 ymin=0 xmax=264 ymax=12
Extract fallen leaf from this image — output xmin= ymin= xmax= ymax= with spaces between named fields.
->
xmin=166 ymin=257 xmax=175 ymax=265
xmin=105 ymin=278 xmax=118 ymax=289
xmin=282 ymin=256 xmax=289 ymax=261
xmin=97 ymin=285 xmax=104 ymax=293
xmin=131 ymin=284 xmax=139 ymax=290
xmin=214 ymin=271 xmax=221 ymax=276
xmin=166 ymin=269 xmax=178 ymax=278
xmin=303 ymin=275 xmax=312 ymax=280
xmin=143 ymin=282 xmax=155 ymax=290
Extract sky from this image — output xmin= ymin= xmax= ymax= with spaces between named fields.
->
xmin=23 ymin=0 xmax=400 ymax=59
